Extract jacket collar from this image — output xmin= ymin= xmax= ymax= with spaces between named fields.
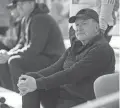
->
xmin=29 ymin=3 xmax=49 ymax=18
xmin=85 ymin=31 xmax=104 ymax=46
xmin=26 ymin=3 xmax=49 ymax=22
xmin=71 ymin=32 xmax=104 ymax=55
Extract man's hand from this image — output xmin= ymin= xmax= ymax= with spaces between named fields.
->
xmin=0 ymin=49 xmax=10 ymax=64
xmin=17 ymin=75 xmax=37 ymax=96
xmin=0 ymin=49 xmax=8 ymax=54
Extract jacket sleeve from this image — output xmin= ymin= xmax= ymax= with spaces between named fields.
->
xmin=18 ymin=15 xmax=50 ymax=57
xmin=8 ymin=36 xmax=25 ymax=55
xmin=36 ymin=45 xmax=114 ymax=90
xmin=37 ymin=50 xmax=68 ymax=76
xmin=8 ymin=23 xmax=25 ymax=55
xmin=25 ymin=50 xmax=68 ymax=78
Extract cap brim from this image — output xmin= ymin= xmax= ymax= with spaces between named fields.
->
xmin=6 ymin=3 xmax=16 ymax=9
xmin=16 ymin=0 xmax=35 ymax=2
xmin=69 ymin=14 xmax=91 ymax=23
xmin=69 ymin=16 xmax=76 ymax=23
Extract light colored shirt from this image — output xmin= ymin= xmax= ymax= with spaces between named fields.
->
xmin=96 ymin=0 xmax=119 ymax=30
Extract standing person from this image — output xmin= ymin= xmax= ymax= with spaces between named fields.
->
xmin=96 ymin=0 xmax=119 ymax=42
xmin=0 ymin=0 xmax=65 ymax=92
xmin=18 ymin=8 xmax=115 ymax=108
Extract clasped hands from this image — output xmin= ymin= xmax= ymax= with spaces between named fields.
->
xmin=17 ymin=75 xmax=37 ymax=96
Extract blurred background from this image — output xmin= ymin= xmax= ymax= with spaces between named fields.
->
xmin=0 ymin=0 xmax=119 ymax=108
xmin=0 ymin=0 xmax=119 ymax=71
xmin=0 ymin=0 xmax=70 ymax=39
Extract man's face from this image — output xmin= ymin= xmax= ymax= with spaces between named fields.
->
xmin=16 ymin=1 xmax=33 ymax=17
xmin=75 ymin=18 xmax=98 ymax=41
xmin=10 ymin=8 xmax=20 ymax=19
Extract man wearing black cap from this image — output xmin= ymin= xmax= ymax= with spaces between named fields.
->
xmin=0 ymin=0 xmax=65 ymax=91
xmin=18 ymin=8 xmax=115 ymax=108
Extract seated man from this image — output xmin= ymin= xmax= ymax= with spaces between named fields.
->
xmin=0 ymin=0 xmax=65 ymax=91
xmin=18 ymin=8 xmax=115 ymax=108
xmin=0 ymin=0 xmax=22 ymax=90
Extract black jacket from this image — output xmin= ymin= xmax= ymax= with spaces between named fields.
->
xmin=28 ymin=33 xmax=115 ymax=100
xmin=10 ymin=3 xmax=65 ymax=71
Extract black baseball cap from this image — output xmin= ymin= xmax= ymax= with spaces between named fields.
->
xmin=69 ymin=8 xmax=99 ymax=23
xmin=6 ymin=0 xmax=17 ymax=9
xmin=7 ymin=0 xmax=36 ymax=9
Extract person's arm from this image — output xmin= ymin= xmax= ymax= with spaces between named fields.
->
xmin=36 ymin=45 xmax=115 ymax=90
xmin=8 ymin=36 xmax=25 ymax=55
xmin=99 ymin=0 xmax=115 ymax=31
xmin=26 ymin=50 xmax=68 ymax=77
xmin=8 ymin=21 xmax=25 ymax=54
xmin=10 ymin=37 xmax=25 ymax=52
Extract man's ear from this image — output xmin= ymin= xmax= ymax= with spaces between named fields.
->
xmin=95 ymin=23 xmax=100 ymax=33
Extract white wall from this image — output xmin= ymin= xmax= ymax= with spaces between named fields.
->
xmin=0 ymin=0 xmax=10 ymax=26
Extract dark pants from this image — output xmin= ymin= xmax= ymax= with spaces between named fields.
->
xmin=22 ymin=88 xmax=60 ymax=108
xmin=0 ymin=55 xmax=23 ymax=91
xmin=22 ymin=73 xmax=86 ymax=108
xmin=22 ymin=88 xmax=87 ymax=108
xmin=8 ymin=55 xmax=26 ymax=92
xmin=0 ymin=55 xmax=27 ymax=91
xmin=0 ymin=63 xmax=13 ymax=90
xmin=0 ymin=42 xmax=11 ymax=90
